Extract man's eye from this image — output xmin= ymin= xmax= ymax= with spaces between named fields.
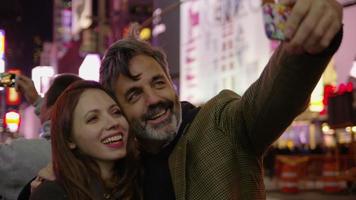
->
xmin=155 ymin=80 xmax=165 ymax=87
xmin=128 ymin=92 xmax=140 ymax=103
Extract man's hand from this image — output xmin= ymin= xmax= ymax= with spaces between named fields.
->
xmin=15 ymin=74 xmax=40 ymax=105
xmin=281 ymin=0 xmax=343 ymax=54
xmin=30 ymin=163 xmax=55 ymax=192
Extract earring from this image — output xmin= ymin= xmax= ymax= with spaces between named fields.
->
xmin=68 ymin=143 xmax=77 ymax=149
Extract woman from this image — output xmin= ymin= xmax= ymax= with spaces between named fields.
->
xmin=30 ymin=80 xmax=141 ymax=200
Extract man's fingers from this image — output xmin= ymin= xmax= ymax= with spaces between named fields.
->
xmin=282 ymin=0 xmax=343 ymax=54
xmin=284 ymin=0 xmax=310 ymax=39
xmin=318 ymin=21 xmax=341 ymax=51
xmin=304 ymin=10 xmax=331 ymax=51
xmin=38 ymin=163 xmax=56 ymax=181
xmin=288 ymin=1 xmax=322 ymax=50
xmin=30 ymin=177 xmax=43 ymax=192
xmin=17 ymin=74 xmax=32 ymax=86
xmin=14 ymin=78 xmax=25 ymax=92
xmin=278 ymin=0 xmax=297 ymax=6
xmin=305 ymin=1 xmax=342 ymax=54
xmin=319 ymin=1 xmax=342 ymax=49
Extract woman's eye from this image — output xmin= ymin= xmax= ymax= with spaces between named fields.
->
xmin=112 ymin=107 xmax=123 ymax=116
xmin=86 ymin=116 xmax=98 ymax=123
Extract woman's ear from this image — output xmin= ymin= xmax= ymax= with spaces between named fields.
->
xmin=67 ymin=141 xmax=77 ymax=149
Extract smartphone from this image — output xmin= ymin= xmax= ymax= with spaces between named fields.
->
xmin=0 ymin=73 xmax=16 ymax=87
xmin=262 ymin=3 xmax=291 ymax=41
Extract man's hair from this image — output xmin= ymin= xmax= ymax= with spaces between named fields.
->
xmin=45 ymin=73 xmax=82 ymax=108
xmin=100 ymin=38 xmax=170 ymax=92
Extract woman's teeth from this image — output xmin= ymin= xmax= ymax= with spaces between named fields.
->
xmin=102 ymin=134 xmax=123 ymax=144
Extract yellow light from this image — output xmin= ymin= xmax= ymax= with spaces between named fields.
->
xmin=5 ymin=111 xmax=20 ymax=132
xmin=352 ymin=126 xmax=356 ymax=132
xmin=309 ymin=79 xmax=324 ymax=112
xmin=139 ymin=28 xmax=151 ymax=40
xmin=0 ymin=30 xmax=4 ymax=58
xmin=322 ymin=123 xmax=330 ymax=133
xmin=346 ymin=127 xmax=352 ymax=132
xmin=5 ymin=111 xmax=19 ymax=121
xmin=8 ymin=88 xmax=19 ymax=102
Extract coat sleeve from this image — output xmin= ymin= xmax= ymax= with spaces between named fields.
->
xmin=30 ymin=181 xmax=68 ymax=200
xmin=220 ymin=28 xmax=343 ymax=156
xmin=0 ymin=138 xmax=51 ymax=199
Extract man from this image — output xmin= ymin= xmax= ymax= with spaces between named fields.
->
xmin=99 ymin=0 xmax=343 ymax=199
xmin=0 ymin=74 xmax=81 ymax=200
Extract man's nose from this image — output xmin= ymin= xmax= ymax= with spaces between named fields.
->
xmin=144 ymin=89 xmax=160 ymax=105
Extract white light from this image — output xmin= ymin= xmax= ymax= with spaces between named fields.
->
xmin=79 ymin=54 xmax=100 ymax=81
xmin=352 ymin=126 xmax=356 ymax=132
xmin=153 ymin=24 xmax=166 ymax=37
xmin=0 ymin=29 xmax=4 ymax=59
xmin=322 ymin=123 xmax=330 ymax=133
xmin=32 ymin=66 xmax=55 ymax=97
xmin=349 ymin=60 xmax=356 ymax=78
xmin=8 ymin=124 xmax=19 ymax=133
xmin=0 ymin=60 xmax=4 ymax=91
xmin=346 ymin=127 xmax=352 ymax=132
xmin=0 ymin=29 xmax=5 ymax=91
xmin=322 ymin=123 xmax=335 ymax=135
xmin=309 ymin=79 xmax=324 ymax=112
xmin=0 ymin=59 xmax=4 ymax=73
xmin=6 ymin=111 xmax=19 ymax=120
xmin=72 ymin=0 xmax=92 ymax=36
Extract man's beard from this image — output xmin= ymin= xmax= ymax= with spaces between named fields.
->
xmin=131 ymin=98 xmax=182 ymax=145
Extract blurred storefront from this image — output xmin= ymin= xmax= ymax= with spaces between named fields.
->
xmin=177 ymin=0 xmax=356 ymax=193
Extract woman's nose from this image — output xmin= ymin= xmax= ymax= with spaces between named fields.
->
xmin=105 ymin=116 xmax=119 ymax=130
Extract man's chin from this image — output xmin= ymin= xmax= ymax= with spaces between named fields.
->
xmin=145 ymin=127 xmax=177 ymax=142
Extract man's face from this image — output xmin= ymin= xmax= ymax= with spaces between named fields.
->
xmin=114 ymin=55 xmax=181 ymax=144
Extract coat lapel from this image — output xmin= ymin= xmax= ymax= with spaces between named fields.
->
xmin=168 ymin=135 xmax=188 ymax=200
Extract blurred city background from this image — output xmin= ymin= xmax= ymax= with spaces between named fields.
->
xmin=0 ymin=0 xmax=356 ymax=199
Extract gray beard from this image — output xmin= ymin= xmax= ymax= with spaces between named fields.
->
xmin=131 ymin=105 xmax=182 ymax=147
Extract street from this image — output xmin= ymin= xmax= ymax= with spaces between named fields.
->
xmin=267 ymin=191 xmax=356 ymax=200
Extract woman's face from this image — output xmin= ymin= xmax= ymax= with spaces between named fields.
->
xmin=70 ymin=89 xmax=129 ymax=165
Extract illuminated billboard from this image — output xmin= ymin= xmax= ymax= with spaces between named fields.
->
xmin=180 ymin=0 xmax=271 ymax=104
xmin=32 ymin=66 xmax=55 ymax=97
xmin=0 ymin=30 xmax=4 ymax=59
xmin=0 ymin=29 xmax=5 ymax=73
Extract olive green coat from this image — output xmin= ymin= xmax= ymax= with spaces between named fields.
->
xmin=169 ymin=31 xmax=342 ymax=200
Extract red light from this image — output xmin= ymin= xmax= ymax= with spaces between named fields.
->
xmin=5 ymin=69 xmax=21 ymax=105
xmin=321 ymin=84 xmax=336 ymax=115
xmin=338 ymin=84 xmax=346 ymax=95
xmin=346 ymin=82 xmax=353 ymax=92
xmin=336 ymin=82 xmax=353 ymax=95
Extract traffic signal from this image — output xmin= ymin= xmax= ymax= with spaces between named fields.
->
xmin=4 ymin=110 xmax=20 ymax=132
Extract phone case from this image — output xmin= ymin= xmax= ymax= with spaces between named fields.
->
xmin=0 ymin=73 xmax=16 ymax=87
xmin=262 ymin=3 xmax=291 ymax=40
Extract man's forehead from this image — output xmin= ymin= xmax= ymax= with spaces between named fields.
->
xmin=114 ymin=55 xmax=168 ymax=89
xmin=130 ymin=55 xmax=164 ymax=72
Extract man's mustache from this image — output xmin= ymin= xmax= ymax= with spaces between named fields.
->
xmin=143 ymin=100 xmax=174 ymax=121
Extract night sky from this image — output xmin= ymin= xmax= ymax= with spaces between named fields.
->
xmin=0 ymin=0 xmax=53 ymax=76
